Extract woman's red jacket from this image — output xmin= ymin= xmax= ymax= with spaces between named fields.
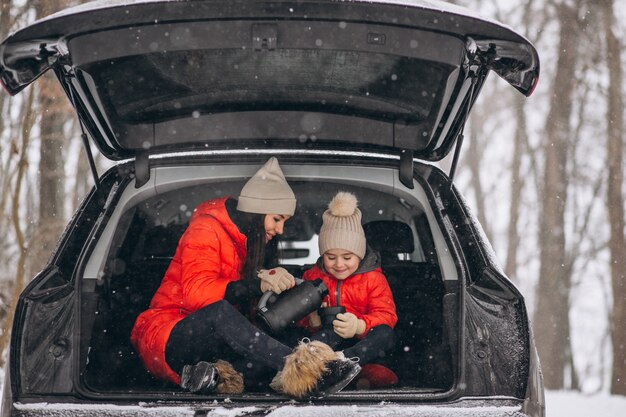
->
xmin=130 ymin=197 xmax=247 ymax=384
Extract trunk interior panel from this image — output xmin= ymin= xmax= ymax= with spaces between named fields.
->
xmin=80 ymin=173 xmax=456 ymax=394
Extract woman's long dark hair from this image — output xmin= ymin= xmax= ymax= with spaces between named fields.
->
xmin=226 ymin=199 xmax=279 ymax=280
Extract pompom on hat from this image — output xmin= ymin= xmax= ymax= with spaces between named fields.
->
xmin=318 ymin=192 xmax=366 ymax=259
xmin=237 ymin=157 xmax=296 ymax=215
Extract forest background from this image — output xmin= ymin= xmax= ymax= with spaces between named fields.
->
xmin=0 ymin=0 xmax=625 ymax=405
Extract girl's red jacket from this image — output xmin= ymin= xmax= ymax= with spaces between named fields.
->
xmin=300 ymin=258 xmax=398 ymax=336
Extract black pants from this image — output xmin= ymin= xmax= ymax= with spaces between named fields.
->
xmin=313 ymin=324 xmax=395 ymax=364
xmin=165 ymin=300 xmax=292 ymax=389
xmin=280 ymin=324 xmax=395 ymax=364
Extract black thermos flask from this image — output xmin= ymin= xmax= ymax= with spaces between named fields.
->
xmin=257 ymin=278 xmax=328 ymax=334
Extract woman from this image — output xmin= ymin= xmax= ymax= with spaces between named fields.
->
xmin=130 ymin=157 xmax=360 ymax=399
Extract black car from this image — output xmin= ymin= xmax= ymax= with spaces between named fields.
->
xmin=0 ymin=0 xmax=543 ymax=415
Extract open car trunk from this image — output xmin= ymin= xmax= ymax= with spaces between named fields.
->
xmin=8 ymin=154 xmax=540 ymax=417
xmin=78 ymin=160 xmax=458 ymax=396
xmin=14 ymin=156 xmax=533 ymax=403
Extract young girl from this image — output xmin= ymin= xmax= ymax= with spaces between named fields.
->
xmin=298 ymin=191 xmax=398 ymax=387
xmin=131 ymin=158 xmax=360 ymax=399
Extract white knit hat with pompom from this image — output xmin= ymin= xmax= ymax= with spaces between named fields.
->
xmin=318 ymin=191 xmax=366 ymax=259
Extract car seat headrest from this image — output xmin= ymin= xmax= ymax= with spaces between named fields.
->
xmin=363 ymin=220 xmax=415 ymax=255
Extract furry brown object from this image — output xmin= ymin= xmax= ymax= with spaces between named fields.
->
xmin=276 ymin=340 xmax=337 ymax=399
xmin=269 ymin=370 xmax=284 ymax=393
xmin=214 ymin=360 xmax=244 ymax=394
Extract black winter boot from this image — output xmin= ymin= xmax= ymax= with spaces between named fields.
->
xmin=180 ymin=361 xmax=218 ymax=394
xmin=180 ymin=360 xmax=244 ymax=395
xmin=308 ymin=357 xmax=361 ymax=399
xmin=273 ymin=340 xmax=361 ymax=399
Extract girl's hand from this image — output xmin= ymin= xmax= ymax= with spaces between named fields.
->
xmin=333 ymin=312 xmax=366 ymax=339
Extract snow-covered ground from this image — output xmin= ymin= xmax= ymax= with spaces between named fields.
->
xmin=546 ymin=390 xmax=626 ymax=416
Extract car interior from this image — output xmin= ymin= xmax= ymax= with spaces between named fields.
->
xmin=80 ymin=171 xmax=457 ymax=394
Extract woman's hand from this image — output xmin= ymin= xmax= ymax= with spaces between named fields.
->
xmin=257 ymin=267 xmax=296 ymax=294
xmin=333 ymin=312 xmax=366 ymax=339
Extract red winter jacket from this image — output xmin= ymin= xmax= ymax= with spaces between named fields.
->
xmin=130 ymin=197 xmax=247 ymax=384
xmin=300 ymin=251 xmax=397 ymax=336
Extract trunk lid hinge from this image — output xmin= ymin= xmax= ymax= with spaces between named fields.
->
xmin=399 ymin=148 xmax=414 ymax=189
xmin=134 ymin=150 xmax=150 ymax=188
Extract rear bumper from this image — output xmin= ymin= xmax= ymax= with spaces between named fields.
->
xmin=10 ymin=398 xmax=530 ymax=416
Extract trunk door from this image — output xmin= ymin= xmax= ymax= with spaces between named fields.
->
xmin=0 ymin=0 xmax=539 ymax=161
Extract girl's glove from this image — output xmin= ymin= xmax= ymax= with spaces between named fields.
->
xmin=257 ymin=267 xmax=296 ymax=294
xmin=333 ymin=312 xmax=366 ymax=339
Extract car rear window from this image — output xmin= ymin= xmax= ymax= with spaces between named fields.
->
xmin=84 ymin=49 xmax=452 ymax=124
xmin=67 ymin=20 xmax=466 ymax=155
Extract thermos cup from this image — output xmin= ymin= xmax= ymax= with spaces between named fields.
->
xmin=319 ymin=306 xmax=346 ymax=328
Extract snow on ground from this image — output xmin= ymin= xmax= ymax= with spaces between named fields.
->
xmin=546 ymin=390 xmax=626 ymax=416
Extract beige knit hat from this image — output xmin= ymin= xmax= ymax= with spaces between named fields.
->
xmin=237 ymin=157 xmax=296 ymax=215
xmin=318 ymin=192 xmax=366 ymax=259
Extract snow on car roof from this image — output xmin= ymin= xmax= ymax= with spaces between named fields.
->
xmin=18 ymin=0 xmax=501 ymax=31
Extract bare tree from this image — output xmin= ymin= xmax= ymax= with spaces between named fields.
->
xmin=465 ymin=110 xmax=494 ymax=243
xmin=26 ymin=0 xmax=73 ymax=277
xmin=0 ymin=88 xmax=36 ymax=365
xmin=0 ymin=0 xmax=16 ymax=340
xmin=504 ymin=93 xmax=528 ymax=280
xmin=503 ymin=0 xmax=541 ymax=282
xmin=0 ymin=0 xmax=12 ymax=40
xmin=599 ymin=0 xmax=626 ymax=397
xmin=0 ymin=0 xmax=12 ymax=198
xmin=534 ymin=1 xmax=581 ymax=390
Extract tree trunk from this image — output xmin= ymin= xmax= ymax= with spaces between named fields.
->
xmin=467 ymin=119 xmax=493 ymax=242
xmin=601 ymin=0 xmax=626 ymax=396
xmin=27 ymin=0 xmax=72 ymax=277
xmin=504 ymin=94 xmax=527 ymax=281
xmin=534 ymin=2 xmax=580 ymax=390
xmin=0 ymin=0 xmax=10 ymax=172
xmin=0 ymin=0 xmax=11 ymax=40
xmin=0 ymin=88 xmax=36 ymax=367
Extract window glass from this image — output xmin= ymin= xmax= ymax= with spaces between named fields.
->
xmin=85 ymin=50 xmax=451 ymax=124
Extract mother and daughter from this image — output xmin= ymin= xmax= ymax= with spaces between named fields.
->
xmin=130 ymin=157 xmax=397 ymax=399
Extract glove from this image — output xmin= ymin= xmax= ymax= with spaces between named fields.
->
xmin=257 ymin=267 xmax=296 ymax=295
xmin=333 ymin=312 xmax=366 ymax=339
